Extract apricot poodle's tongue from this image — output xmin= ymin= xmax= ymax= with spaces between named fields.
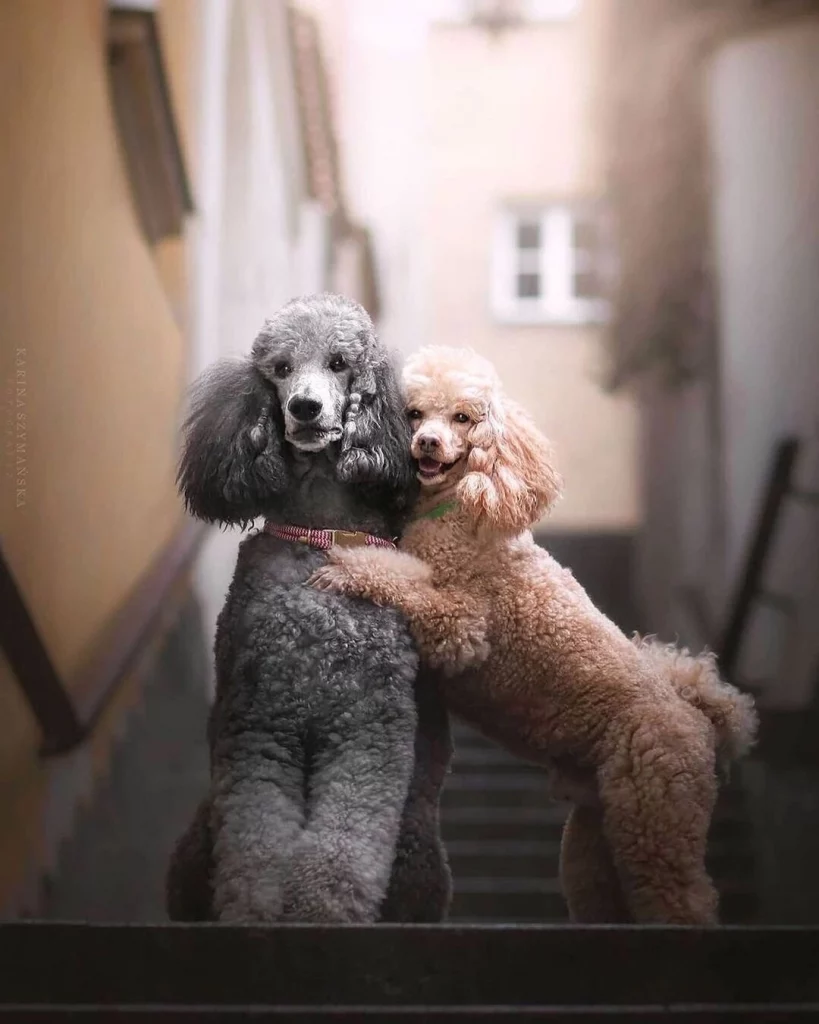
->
xmin=418 ymin=457 xmax=442 ymax=476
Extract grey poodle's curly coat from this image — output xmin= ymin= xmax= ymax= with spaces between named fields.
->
xmin=165 ymin=294 xmax=452 ymax=924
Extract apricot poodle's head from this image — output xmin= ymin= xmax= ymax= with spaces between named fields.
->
xmin=403 ymin=346 xmax=562 ymax=531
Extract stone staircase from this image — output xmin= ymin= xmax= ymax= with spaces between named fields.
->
xmin=2 ymin=920 xmax=818 ymax=1019
xmin=443 ymin=722 xmax=758 ymax=924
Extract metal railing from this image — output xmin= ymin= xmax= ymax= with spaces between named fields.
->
xmin=0 ymin=521 xmax=205 ymax=757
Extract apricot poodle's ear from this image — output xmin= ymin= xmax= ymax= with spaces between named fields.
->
xmin=178 ymin=359 xmax=288 ymax=525
xmin=457 ymin=395 xmax=562 ymax=531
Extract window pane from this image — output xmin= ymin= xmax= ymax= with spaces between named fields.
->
xmin=516 ymin=220 xmax=541 ymax=250
xmin=517 ymin=249 xmax=541 ymax=273
xmin=516 ymin=272 xmax=540 ymax=298
xmin=573 ymin=269 xmax=601 ymax=300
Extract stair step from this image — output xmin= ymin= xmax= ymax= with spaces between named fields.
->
xmin=3 ymin=1006 xmax=819 ymax=1021
xmin=447 ymin=839 xmax=561 ymax=878
xmin=452 ymin=745 xmax=537 ymax=768
xmin=449 ymin=885 xmax=755 ymax=923
xmin=442 ymin=807 xmax=567 ymax=844
xmin=447 ymin=839 xmax=561 ymax=857
xmin=454 ymin=876 xmax=564 ymax=895
xmin=446 ymin=848 xmax=754 ymax=888
xmin=443 ymin=806 xmax=569 ymax=824
xmin=446 ymin=773 xmax=550 ymax=790
xmin=451 ymin=730 xmax=502 ymax=751
xmin=450 ymin=892 xmax=568 ymax=921
xmin=6 ymin=923 xmax=817 ymax=1011
xmin=443 ymin=780 xmax=553 ymax=810
xmin=718 ymin=892 xmax=760 ymax=923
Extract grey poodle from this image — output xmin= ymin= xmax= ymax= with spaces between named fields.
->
xmin=165 ymin=293 xmax=452 ymax=923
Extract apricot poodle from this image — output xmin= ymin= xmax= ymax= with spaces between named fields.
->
xmin=310 ymin=346 xmax=758 ymax=925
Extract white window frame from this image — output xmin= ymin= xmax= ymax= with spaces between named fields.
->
xmin=491 ymin=205 xmax=610 ymax=326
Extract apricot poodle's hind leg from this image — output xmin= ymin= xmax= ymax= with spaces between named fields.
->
xmin=309 ymin=547 xmax=490 ymax=675
xmin=560 ymin=804 xmax=630 ymax=923
xmin=598 ymin=707 xmax=719 ymax=925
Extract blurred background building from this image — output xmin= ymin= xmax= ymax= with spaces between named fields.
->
xmin=0 ymin=0 xmax=817 ymax=925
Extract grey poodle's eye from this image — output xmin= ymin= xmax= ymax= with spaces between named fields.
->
xmin=407 ymin=409 xmax=423 ymax=422
xmin=453 ymin=412 xmax=471 ymax=424
xmin=329 ymin=354 xmax=347 ymax=372
xmin=273 ymin=361 xmax=292 ymax=379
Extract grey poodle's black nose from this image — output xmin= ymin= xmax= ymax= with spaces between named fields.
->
xmin=417 ymin=434 xmax=440 ymax=453
xmin=288 ymin=395 xmax=323 ymax=423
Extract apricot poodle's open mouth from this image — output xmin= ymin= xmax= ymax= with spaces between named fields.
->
xmin=416 ymin=455 xmax=460 ymax=483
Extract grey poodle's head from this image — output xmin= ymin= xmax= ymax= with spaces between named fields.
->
xmin=178 ymin=293 xmax=416 ymax=525
xmin=253 ymin=293 xmax=374 ymax=455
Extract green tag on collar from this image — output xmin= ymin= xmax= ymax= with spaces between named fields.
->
xmin=415 ymin=500 xmax=458 ymax=521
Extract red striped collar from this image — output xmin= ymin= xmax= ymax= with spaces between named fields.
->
xmin=263 ymin=521 xmax=397 ymax=551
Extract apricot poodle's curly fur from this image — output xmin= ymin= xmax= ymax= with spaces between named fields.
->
xmin=310 ymin=345 xmax=758 ymax=925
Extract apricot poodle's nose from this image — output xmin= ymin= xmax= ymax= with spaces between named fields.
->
xmin=288 ymin=395 xmax=323 ymax=422
xmin=417 ymin=434 xmax=440 ymax=454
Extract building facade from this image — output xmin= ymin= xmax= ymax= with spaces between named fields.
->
xmin=604 ymin=0 xmax=819 ymax=706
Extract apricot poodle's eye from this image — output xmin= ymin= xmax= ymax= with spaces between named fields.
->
xmin=453 ymin=412 xmax=471 ymax=424
xmin=274 ymin=362 xmax=292 ymax=379
xmin=407 ymin=409 xmax=423 ymax=421
xmin=329 ymin=354 xmax=347 ymax=372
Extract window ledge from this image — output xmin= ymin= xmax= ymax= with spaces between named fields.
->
xmin=492 ymin=302 xmax=610 ymax=327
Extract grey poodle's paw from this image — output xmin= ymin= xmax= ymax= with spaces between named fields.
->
xmin=280 ymin=835 xmax=381 ymax=923
xmin=426 ymin=621 xmax=491 ymax=676
xmin=213 ymin=878 xmax=285 ymax=924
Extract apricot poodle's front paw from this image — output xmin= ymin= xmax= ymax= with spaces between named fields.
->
xmin=308 ymin=562 xmax=359 ymax=597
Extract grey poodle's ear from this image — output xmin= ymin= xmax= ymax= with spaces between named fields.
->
xmin=178 ymin=359 xmax=288 ymax=525
xmin=336 ymin=348 xmax=417 ymax=508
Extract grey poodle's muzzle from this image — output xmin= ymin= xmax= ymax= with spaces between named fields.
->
xmin=284 ymin=371 xmax=344 ymax=452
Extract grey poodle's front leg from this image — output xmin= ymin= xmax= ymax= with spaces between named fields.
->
xmin=281 ymin=695 xmax=416 ymax=923
xmin=211 ymin=743 xmax=306 ymax=923
xmin=380 ymin=672 xmax=454 ymax=922
xmin=166 ymin=797 xmax=215 ymax=921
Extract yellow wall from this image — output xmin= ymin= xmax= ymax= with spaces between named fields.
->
xmin=0 ymin=0 xmax=192 ymax=906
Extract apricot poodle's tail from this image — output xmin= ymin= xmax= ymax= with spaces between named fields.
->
xmin=635 ymin=637 xmax=758 ymax=768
